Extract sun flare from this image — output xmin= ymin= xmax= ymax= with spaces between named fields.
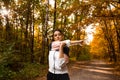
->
xmin=85 ymin=24 xmax=96 ymax=44
xmin=0 ymin=7 xmax=9 ymax=16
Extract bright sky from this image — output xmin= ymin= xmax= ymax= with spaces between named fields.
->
xmin=0 ymin=7 xmax=9 ymax=16
xmin=85 ymin=24 xmax=96 ymax=44
xmin=49 ymin=0 xmax=54 ymax=7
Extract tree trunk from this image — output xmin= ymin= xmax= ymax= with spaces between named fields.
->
xmin=53 ymin=0 xmax=56 ymax=30
xmin=40 ymin=0 xmax=49 ymax=64
xmin=103 ymin=19 xmax=117 ymax=62
xmin=113 ymin=19 xmax=120 ymax=52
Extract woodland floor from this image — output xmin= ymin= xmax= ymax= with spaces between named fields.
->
xmin=36 ymin=60 xmax=120 ymax=80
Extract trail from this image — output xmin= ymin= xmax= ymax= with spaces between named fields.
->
xmin=36 ymin=60 xmax=120 ymax=80
xmin=69 ymin=60 xmax=120 ymax=80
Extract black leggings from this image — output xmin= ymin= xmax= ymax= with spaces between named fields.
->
xmin=47 ymin=72 xmax=70 ymax=80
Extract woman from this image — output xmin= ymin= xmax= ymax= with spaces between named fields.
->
xmin=47 ymin=29 xmax=83 ymax=80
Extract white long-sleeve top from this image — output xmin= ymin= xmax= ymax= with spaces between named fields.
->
xmin=48 ymin=40 xmax=70 ymax=74
xmin=48 ymin=50 xmax=69 ymax=74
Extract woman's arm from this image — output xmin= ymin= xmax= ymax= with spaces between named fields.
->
xmin=62 ymin=40 xmax=84 ymax=46
xmin=59 ymin=39 xmax=83 ymax=58
xmin=56 ymin=42 xmax=69 ymax=69
xmin=70 ymin=40 xmax=83 ymax=44
xmin=70 ymin=40 xmax=84 ymax=46
xmin=59 ymin=42 xmax=66 ymax=58
xmin=59 ymin=42 xmax=69 ymax=63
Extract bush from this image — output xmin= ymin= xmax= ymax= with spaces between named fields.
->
xmin=15 ymin=62 xmax=44 ymax=80
xmin=0 ymin=62 xmax=46 ymax=80
xmin=0 ymin=42 xmax=47 ymax=80
xmin=78 ymin=53 xmax=91 ymax=61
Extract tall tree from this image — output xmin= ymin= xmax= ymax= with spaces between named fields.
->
xmin=40 ymin=0 xmax=49 ymax=64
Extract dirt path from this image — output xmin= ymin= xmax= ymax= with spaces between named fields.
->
xmin=36 ymin=60 xmax=120 ymax=80
xmin=69 ymin=60 xmax=120 ymax=80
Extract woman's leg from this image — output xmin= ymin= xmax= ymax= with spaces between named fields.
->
xmin=47 ymin=72 xmax=55 ymax=80
xmin=57 ymin=73 xmax=70 ymax=80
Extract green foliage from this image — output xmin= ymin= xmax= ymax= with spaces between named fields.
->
xmin=14 ymin=63 xmax=45 ymax=80
xmin=0 ymin=65 xmax=16 ymax=80
xmin=0 ymin=62 xmax=45 ymax=80
xmin=78 ymin=53 xmax=91 ymax=61
xmin=0 ymin=42 xmax=17 ymax=80
xmin=70 ymin=45 xmax=91 ymax=61
xmin=0 ymin=41 xmax=46 ymax=80
xmin=79 ymin=45 xmax=91 ymax=61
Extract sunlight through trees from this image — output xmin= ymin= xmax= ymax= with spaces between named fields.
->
xmin=0 ymin=0 xmax=120 ymax=79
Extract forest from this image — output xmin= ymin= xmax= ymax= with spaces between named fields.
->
xmin=0 ymin=0 xmax=120 ymax=80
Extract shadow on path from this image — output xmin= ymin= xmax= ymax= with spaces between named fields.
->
xmin=69 ymin=60 xmax=120 ymax=80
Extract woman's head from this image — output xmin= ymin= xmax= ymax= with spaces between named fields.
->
xmin=53 ymin=29 xmax=64 ymax=41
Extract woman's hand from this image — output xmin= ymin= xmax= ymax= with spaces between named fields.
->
xmin=70 ymin=40 xmax=84 ymax=46
xmin=79 ymin=40 xmax=84 ymax=46
xmin=59 ymin=41 xmax=66 ymax=58
xmin=59 ymin=41 xmax=66 ymax=48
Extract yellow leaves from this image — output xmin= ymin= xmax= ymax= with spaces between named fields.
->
xmin=90 ymin=26 xmax=107 ymax=56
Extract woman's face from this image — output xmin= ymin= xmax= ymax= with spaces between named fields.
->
xmin=53 ymin=31 xmax=63 ymax=41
